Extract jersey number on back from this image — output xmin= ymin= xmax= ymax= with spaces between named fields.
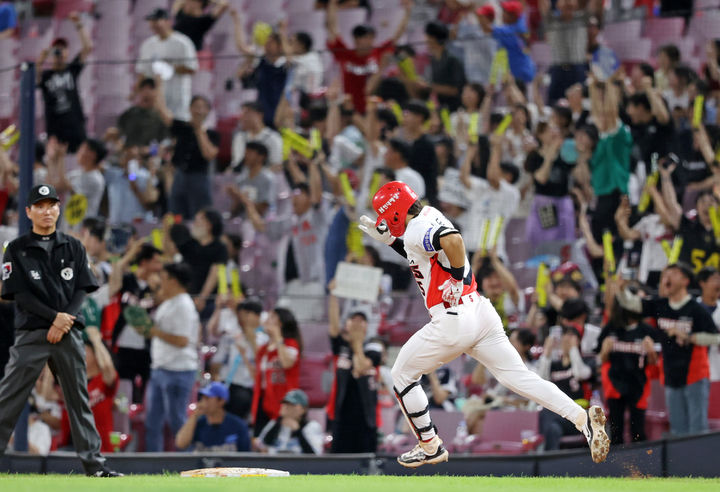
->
xmin=410 ymin=265 xmax=425 ymax=296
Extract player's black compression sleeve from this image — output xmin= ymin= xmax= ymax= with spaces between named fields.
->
xmin=15 ymin=292 xmax=58 ymax=322
xmin=432 ymin=226 xmax=460 ymax=251
xmin=66 ymin=290 xmax=87 ymax=317
xmin=390 ymin=238 xmax=407 ymax=258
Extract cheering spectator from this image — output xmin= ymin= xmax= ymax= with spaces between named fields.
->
xmin=136 ymin=8 xmax=198 ymax=122
xmin=584 ymin=75 xmax=632 ymax=239
xmin=59 ymin=327 xmax=118 ymax=453
xmin=209 ymin=299 xmax=266 ymax=419
xmin=524 ymin=121 xmax=576 ymax=243
xmin=476 ymin=2 xmax=536 ymax=84
xmin=116 ymin=78 xmax=169 ymax=147
xmin=656 ymin=44 xmax=681 ymax=93
xmin=461 ymin=134 xmax=520 ymax=261
xmin=402 ymin=100 xmax=439 ymax=206
xmin=144 ymin=262 xmax=200 ymax=451
xmin=36 ymin=12 xmax=93 ymax=153
xmin=167 ymin=208 xmax=228 ymax=314
xmin=278 ymin=22 xmax=324 ymax=95
xmin=472 ymin=246 xmax=523 ymax=329
xmin=540 ymin=0 xmax=592 ymax=104
xmin=326 ymin=0 xmax=412 ymax=114
xmin=156 ymin=86 xmax=219 ymax=220
xmin=599 ymin=288 xmax=659 ymax=444
xmin=655 ymin=161 xmax=719 ymax=273
xmin=256 ymin=389 xmax=324 ymax=454
xmin=275 ymin=154 xmax=329 ymax=291
xmin=80 ymin=217 xmax=112 ymax=285
xmin=625 ymin=81 xmax=672 ymax=176
xmin=231 ymin=144 xmax=276 ymax=224
xmin=236 ymin=25 xmax=288 ymax=129
xmin=104 ymin=146 xmax=158 ymax=225
xmin=46 ymin=137 xmax=107 ymax=219
xmin=108 ymin=242 xmax=163 ymax=404
xmin=175 ymin=382 xmax=251 ymax=452
xmin=421 ymin=21 xmax=466 ymax=112
xmin=696 ymin=267 xmax=720 ymax=381
xmin=251 ymin=308 xmax=302 ymax=436
xmin=327 ymin=290 xmax=381 ymax=453
xmin=385 ymin=138 xmax=426 ymax=199
xmin=616 ymin=264 xmax=720 ymax=435
xmin=232 ymin=102 xmax=284 ymax=169
xmin=537 ymin=324 xmax=593 ymax=450
xmin=172 ymin=0 xmax=229 ymax=51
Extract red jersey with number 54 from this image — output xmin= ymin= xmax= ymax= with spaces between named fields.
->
xmin=400 ymin=206 xmax=477 ymax=310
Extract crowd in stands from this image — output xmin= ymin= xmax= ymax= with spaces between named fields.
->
xmin=3 ymin=0 xmax=720 ymax=456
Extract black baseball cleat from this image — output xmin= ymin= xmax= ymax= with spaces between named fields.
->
xmin=397 ymin=435 xmax=449 ymax=468
xmin=88 ymin=468 xmax=124 ymax=477
xmin=578 ymin=405 xmax=610 ymax=464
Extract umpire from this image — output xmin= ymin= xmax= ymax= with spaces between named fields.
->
xmin=0 ymin=184 xmax=121 ymax=477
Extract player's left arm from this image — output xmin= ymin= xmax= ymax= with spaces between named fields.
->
xmin=438 ymin=231 xmax=466 ymax=277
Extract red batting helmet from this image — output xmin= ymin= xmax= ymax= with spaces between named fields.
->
xmin=372 ymin=181 xmax=419 ymax=237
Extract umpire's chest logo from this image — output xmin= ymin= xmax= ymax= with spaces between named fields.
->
xmin=30 ymin=270 xmax=41 ymax=280
xmin=61 ymin=267 xmax=74 ymax=280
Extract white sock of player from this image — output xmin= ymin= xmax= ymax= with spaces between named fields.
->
xmin=395 ymin=383 xmax=436 ymax=442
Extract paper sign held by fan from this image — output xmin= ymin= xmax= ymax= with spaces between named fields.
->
xmin=331 ymin=261 xmax=383 ymax=303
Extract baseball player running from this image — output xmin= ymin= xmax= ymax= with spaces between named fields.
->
xmin=359 ymin=181 xmax=609 ymax=467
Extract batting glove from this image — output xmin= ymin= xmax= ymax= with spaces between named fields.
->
xmin=358 ymin=215 xmax=395 ymax=245
xmin=439 ymin=278 xmax=463 ymax=307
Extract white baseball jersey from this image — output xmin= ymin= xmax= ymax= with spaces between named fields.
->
xmin=402 ymin=206 xmax=478 ymax=310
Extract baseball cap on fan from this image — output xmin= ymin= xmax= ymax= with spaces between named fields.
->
xmin=27 ymin=184 xmax=60 ymax=206
xmin=145 ymin=8 xmax=170 ymax=20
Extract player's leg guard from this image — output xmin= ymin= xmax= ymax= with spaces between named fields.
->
xmin=393 ymin=381 xmax=436 ymax=442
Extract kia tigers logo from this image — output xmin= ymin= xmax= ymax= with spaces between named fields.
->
xmin=378 ymin=192 xmax=401 ymax=214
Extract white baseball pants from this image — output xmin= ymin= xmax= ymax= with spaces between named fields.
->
xmin=391 ymin=292 xmax=584 ymax=441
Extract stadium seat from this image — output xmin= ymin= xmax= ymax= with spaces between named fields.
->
xmin=613 ymin=38 xmax=652 ymax=64
xmin=689 ymin=10 xmax=720 ymax=46
xmin=644 ymin=17 xmax=686 ymax=53
xmin=53 ymin=0 xmax=93 ymax=18
xmin=708 ymin=381 xmax=720 ymax=430
xmin=645 ymin=379 xmax=669 ymax=441
xmin=287 ymin=0 xmax=316 ymax=13
xmin=300 ymin=321 xmax=332 ymax=354
xmin=96 ymin=0 xmax=131 ymax=19
xmin=603 ymin=20 xmax=643 ymax=52
xmin=299 ymin=354 xmax=332 ymax=408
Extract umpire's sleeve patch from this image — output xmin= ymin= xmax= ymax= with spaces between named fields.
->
xmin=2 ymin=262 xmax=10 ymax=280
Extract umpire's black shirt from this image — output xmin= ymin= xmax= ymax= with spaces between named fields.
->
xmin=1 ymin=231 xmax=98 ymax=331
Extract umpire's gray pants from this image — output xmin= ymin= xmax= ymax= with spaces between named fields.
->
xmin=0 ymin=328 xmax=105 ymax=473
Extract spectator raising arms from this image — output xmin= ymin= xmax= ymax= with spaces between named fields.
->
xmin=155 ymin=82 xmax=219 ymax=220
xmin=326 ymin=288 xmax=382 ymax=453
xmin=136 ymin=8 xmax=198 ymax=122
xmin=37 ymin=12 xmax=93 ymax=153
xmin=326 ymin=0 xmax=412 ymax=114
xmin=116 ymin=78 xmax=169 ymax=148
xmin=171 ymin=0 xmax=229 ymax=51
xmin=167 ymin=208 xmax=228 ymax=315
xmin=616 ymin=264 xmax=720 ymax=436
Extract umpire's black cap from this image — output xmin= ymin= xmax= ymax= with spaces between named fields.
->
xmin=27 ymin=184 xmax=60 ymax=206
